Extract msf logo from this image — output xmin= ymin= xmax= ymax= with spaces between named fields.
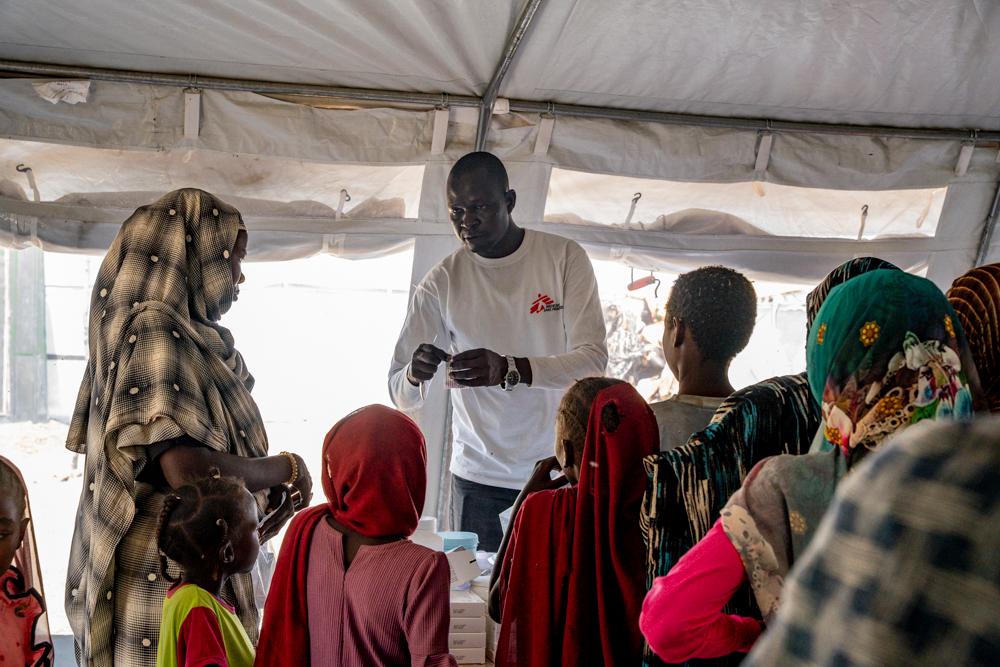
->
xmin=530 ymin=293 xmax=564 ymax=314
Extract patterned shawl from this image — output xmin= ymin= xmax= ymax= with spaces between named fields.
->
xmin=639 ymin=374 xmax=818 ymax=667
xmin=721 ymin=270 xmax=974 ymax=622
xmin=805 ymin=257 xmax=901 ymax=332
xmin=744 ymin=417 xmax=1000 ymax=667
xmin=65 ymin=189 xmax=269 ymax=664
xmin=948 ymin=263 xmax=1000 ymax=412
xmin=0 ymin=456 xmax=53 ymax=667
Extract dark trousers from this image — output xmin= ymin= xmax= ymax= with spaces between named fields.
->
xmin=450 ymin=474 xmax=520 ymax=552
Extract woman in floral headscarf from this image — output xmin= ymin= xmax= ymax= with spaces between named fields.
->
xmin=640 ymin=270 xmax=975 ymax=663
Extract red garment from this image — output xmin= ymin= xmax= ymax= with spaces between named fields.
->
xmin=495 ymin=383 xmax=658 ymax=667
xmin=0 ymin=568 xmax=48 ymax=667
xmin=306 ymin=519 xmax=455 ymax=667
xmin=495 ymin=488 xmax=576 ymax=667
xmin=321 ymin=404 xmax=427 ymax=539
xmin=178 ymin=607 xmax=229 ymax=667
xmin=256 ymin=405 xmax=432 ymax=667
xmin=640 ymin=520 xmax=763 ymax=663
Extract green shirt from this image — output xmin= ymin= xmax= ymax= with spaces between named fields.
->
xmin=157 ymin=583 xmax=254 ymax=667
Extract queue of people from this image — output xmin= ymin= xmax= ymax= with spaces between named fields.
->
xmin=0 ymin=151 xmax=997 ymax=666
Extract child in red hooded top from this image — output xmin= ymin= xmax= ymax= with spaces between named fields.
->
xmin=255 ymin=405 xmax=457 ymax=667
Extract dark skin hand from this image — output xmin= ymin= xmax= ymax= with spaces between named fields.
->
xmin=487 ymin=456 xmax=568 ymax=622
xmin=408 ymin=345 xmax=533 ymax=388
xmin=407 ymin=343 xmax=451 ymax=384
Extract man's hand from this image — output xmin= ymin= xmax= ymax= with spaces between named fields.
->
xmin=407 ymin=343 xmax=450 ymax=385
xmin=523 ymin=456 xmax=569 ymax=495
xmin=449 ymin=348 xmax=506 ymax=387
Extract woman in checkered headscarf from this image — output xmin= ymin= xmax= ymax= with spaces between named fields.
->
xmin=65 ymin=189 xmax=312 ymax=667
xmin=948 ymin=263 xmax=1000 ymax=413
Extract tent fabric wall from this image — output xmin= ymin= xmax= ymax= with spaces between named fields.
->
xmin=4 ymin=1 xmax=999 ymax=130
xmin=2 ymin=77 xmax=998 ymax=288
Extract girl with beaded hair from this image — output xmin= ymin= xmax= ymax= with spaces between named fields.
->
xmin=155 ymin=472 xmax=262 ymax=667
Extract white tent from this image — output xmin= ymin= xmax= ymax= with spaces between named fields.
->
xmin=2 ymin=0 xmax=999 ymax=513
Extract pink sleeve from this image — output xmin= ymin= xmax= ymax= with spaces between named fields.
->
xmin=640 ymin=520 xmax=763 ymax=663
xmin=405 ymin=553 xmax=459 ymax=667
xmin=177 ymin=607 xmax=229 ymax=667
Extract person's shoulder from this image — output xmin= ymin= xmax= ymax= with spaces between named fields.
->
xmin=529 ymin=229 xmax=585 ymax=255
xmin=396 ymin=541 xmax=451 ymax=581
xmin=648 ymin=398 xmax=677 ymax=418
xmin=522 ymin=485 xmax=575 ymax=515
xmin=165 ymin=583 xmax=217 ymax=613
xmin=420 ymin=246 xmax=471 ymax=284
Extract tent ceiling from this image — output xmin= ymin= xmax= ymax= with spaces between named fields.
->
xmin=2 ymin=1 xmax=999 ymax=130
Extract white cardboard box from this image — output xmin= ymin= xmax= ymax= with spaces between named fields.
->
xmin=450 ymin=589 xmax=486 ymax=619
xmin=450 ymin=616 xmax=486 ymax=633
xmin=449 ymin=632 xmax=487 ymax=650
xmin=451 ymin=646 xmax=487 ymax=664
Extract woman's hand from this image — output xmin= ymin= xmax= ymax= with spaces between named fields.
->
xmin=259 ymin=486 xmax=295 ymax=543
xmin=288 ymin=453 xmax=313 ymax=509
xmin=523 ymin=456 xmax=568 ymax=496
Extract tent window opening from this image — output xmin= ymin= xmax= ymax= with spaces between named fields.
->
xmin=0 ymin=139 xmax=425 ymax=220
xmin=4 ymin=245 xmax=414 ymax=637
xmin=592 ymin=257 xmax=809 ymax=401
xmin=546 ymin=168 xmax=946 ymax=240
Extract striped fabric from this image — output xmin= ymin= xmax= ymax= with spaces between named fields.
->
xmin=947 ymin=263 xmax=1000 ymax=412
xmin=745 ymin=417 xmax=1000 ymax=666
xmin=805 ymin=257 xmax=900 ymax=331
xmin=65 ymin=190 xmax=268 ymax=666
xmin=640 ymin=373 xmax=819 ymax=667
xmin=306 ymin=520 xmax=455 ymax=667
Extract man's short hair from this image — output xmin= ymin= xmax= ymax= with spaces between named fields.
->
xmin=448 ymin=151 xmax=509 ymax=193
xmin=666 ymin=266 xmax=756 ymax=361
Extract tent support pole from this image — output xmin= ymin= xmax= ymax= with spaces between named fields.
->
xmin=2 ymin=58 xmax=998 ymax=143
xmin=975 ymin=180 xmax=1000 ymax=265
xmin=474 ymin=0 xmax=545 ymax=151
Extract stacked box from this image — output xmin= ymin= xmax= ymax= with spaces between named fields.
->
xmin=449 ymin=589 xmax=487 ymax=664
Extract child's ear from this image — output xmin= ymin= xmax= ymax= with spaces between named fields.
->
xmin=220 ymin=540 xmax=235 ymax=565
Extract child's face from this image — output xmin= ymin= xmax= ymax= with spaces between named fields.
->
xmin=226 ymin=489 xmax=260 ymax=575
xmin=0 ymin=493 xmax=27 ymax=574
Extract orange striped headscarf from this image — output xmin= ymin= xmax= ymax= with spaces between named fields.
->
xmin=947 ymin=263 xmax=1000 ymax=412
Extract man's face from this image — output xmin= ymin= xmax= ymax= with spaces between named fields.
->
xmin=447 ymin=172 xmax=515 ymax=256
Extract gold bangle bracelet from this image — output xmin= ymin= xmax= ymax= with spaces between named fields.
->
xmin=279 ymin=451 xmax=299 ymax=485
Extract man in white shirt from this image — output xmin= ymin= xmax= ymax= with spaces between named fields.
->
xmin=651 ymin=265 xmax=757 ymax=450
xmin=388 ymin=152 xmax=607 ymax=550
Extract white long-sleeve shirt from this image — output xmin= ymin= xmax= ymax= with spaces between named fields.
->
xmin=388 ymin=230 xmax=608 ymax=489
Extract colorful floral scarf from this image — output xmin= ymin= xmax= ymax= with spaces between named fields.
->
xmin=721 ymin=270 xmax=974 ymax=622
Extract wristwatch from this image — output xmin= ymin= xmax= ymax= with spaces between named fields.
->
xmin=500 ymin=355 xmax=520 ymax=391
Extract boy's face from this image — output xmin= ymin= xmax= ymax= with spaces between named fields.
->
xmin=0 ymin=493 xmax=27 ymax=574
